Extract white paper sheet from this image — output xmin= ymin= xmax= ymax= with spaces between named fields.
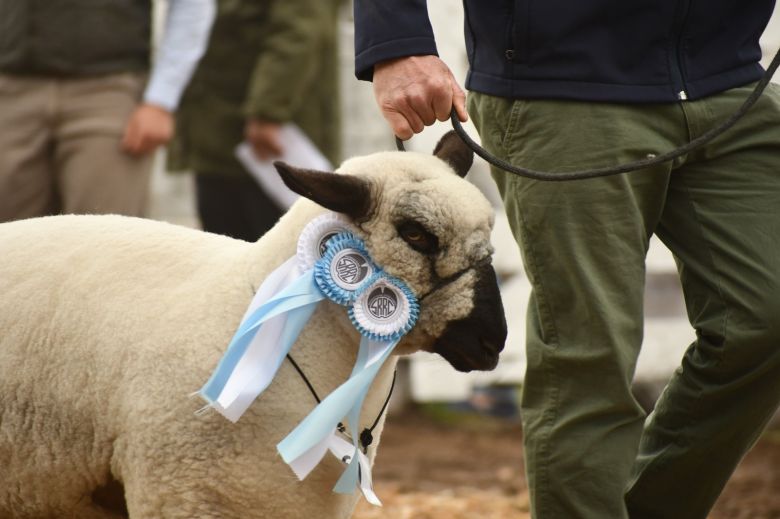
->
xmin=235 ymin=125 xmax=333 ymax=210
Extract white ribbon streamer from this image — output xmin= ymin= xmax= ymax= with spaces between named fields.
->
xmin=215 ymin=257 xmax=300 ymax=418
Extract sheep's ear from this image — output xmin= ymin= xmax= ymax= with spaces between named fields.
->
xmin=274 ymin=161 xmax=373 ymax=220
xmin=433 ymin=130 xmax=473 ymax=178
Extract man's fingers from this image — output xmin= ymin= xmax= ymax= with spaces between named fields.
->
xmin=121 ymin=123 xmax=142 ymax=155
xmin=450 ymin=76 xmax=469 ymax=122
xmin=136 ymin=135 xmax=158 ymax=155
xmin=384 ymin=111 xmax=414 ymax=141
xmin=373 ymin=55 xmax=467 ymax=138
xmin=432 ymin=84 xmax=453 ymax=122
xmin=123 ymin=129 xmax=162 ymax=156
xmin=121 ymin=105 xmax=173 ymax=156
xmin=397 ymin=104 xmax=426 ymax=134
xmin=406 ymin=86 xmax=439 ymax=126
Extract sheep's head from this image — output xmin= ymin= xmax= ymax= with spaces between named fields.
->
xmin=274 ymin=132 xmax=506 ymax=372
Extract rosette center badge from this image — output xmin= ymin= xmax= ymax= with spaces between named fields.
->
xmin=317 ymin=231 xmax=339 ymax=256
xmin=331 ymin=249 xmax=373 ymax=290
xmin=366 ymin=286 xmax=399 ymax=322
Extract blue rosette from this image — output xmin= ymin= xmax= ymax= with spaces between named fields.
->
xmin=349 ymin=274 xmax=420 ymax=342
xmin=314 ymin=232 xmax=380 ymax=306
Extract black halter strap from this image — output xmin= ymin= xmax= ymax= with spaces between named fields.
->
xmin=285 ymin=353 xmax=397 ymax=453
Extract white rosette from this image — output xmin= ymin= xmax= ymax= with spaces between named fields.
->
xmin=297 ymin=212 xmax=358 ymax=271
xmin=349 ymin=276 xmax=419 ymax=342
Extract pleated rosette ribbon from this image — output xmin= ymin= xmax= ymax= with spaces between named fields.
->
xmin=198 ymin=212 xmax=419 ymax=505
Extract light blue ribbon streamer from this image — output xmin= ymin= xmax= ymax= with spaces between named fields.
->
xmin=277 ymin=336 xmax=399 ymax=467
xmin=219 ymin=303 xmax=320 ymax=419
xmin=332 ymin=335 xmax=373 ymax=494
xmin=200 ymin=271 xmax=324 ymax=405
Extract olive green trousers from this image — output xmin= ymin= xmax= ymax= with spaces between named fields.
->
xmin=468 ymin=83 xmax=780 ymax=519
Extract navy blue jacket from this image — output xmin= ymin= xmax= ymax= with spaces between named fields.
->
xmin=354 ymin=0 xmax=775 ymax=102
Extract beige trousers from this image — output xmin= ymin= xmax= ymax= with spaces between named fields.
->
xmin=0 ymin=72 xmax=153 ymax=222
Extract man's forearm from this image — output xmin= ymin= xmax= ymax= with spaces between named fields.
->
xmin=353 ymin=0 xmax=438 ymax=81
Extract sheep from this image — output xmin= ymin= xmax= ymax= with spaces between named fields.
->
xmin=0 ymin=132 xmax=507 ymax=519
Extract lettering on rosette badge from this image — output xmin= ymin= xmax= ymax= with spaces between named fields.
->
xmin=367 ymin=286 xmax=399 ymax=322
xmin=333 ymin=251 xmax=371 ymax=288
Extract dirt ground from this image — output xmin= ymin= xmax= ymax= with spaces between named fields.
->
xmin=353 ymin=409 xmax=780 ymax=519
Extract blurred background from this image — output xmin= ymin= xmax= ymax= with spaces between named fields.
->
xmin=146 ymin=2 xmax=779 ymax=517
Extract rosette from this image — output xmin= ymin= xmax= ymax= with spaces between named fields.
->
xmin=313 ymin=233 xmax=379 ymax=306
xmin=349 ymin=276 xmax=419 ymax=342
xmin=296 ymin=213 xmax=356 ymax=271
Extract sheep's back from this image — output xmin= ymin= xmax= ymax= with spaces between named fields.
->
xmin=0 ymin=215 xmax=256 ymax=513
xmin=0 ymin=213 xmax=387 ymax=518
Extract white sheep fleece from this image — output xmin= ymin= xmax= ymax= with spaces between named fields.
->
xmin=0 ymin=150 xmax=494 ymax=519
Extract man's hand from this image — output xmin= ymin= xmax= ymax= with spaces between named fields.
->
xmin=372 ymin=55 xmax=468 ymax=140
xmin=245 ymin=119 xmax=284 ymax=160
xmin=121 ymin=103 xmax=175 ymax=156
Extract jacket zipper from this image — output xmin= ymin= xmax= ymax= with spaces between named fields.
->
xmin=670 ymin=0 xmax=692 ymax=100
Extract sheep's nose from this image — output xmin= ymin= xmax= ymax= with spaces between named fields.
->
xmin=477 ymin=264 xmax=507 ymax=350
xmin=481 ymin=337 xmax=504 ymax=356
xmin=432 ymin=262 xmax=507 ymax=372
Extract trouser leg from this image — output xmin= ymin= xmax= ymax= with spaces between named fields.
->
xmin=0 ymin=75 xmax=57 ymax=222
xmin=54 ymin=73 xmax=152 ymax=217
xmin=626 ymin=83 xmax=780 ymax=519
xmin=195 ymin=173 xmax=284 ymax=242
xmin=468 ymin=92 xmax=685 ymax=519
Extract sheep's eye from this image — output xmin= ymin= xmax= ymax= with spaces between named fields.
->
xmin=397 ymin=221 xmax=439 ymax=254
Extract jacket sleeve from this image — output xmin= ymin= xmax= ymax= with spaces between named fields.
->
xmin=144 ymin=0 xmax=216 ymax=111
xmin=353 ymin=0 xmax=439 ymax=81
xmin=243 ymin=0 xmax=332 ymax=122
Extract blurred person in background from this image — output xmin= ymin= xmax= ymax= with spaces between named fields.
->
xmin=0 ymin=0 xmax=215 ymax=223
xmin=354 ymin=1 xmax=780 ymax=519
xmin=168 ymin=0 xmax=342 ymax=242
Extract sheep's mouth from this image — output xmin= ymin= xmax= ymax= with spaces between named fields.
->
xmin=433 ymin=320 xmax=504 ymax=372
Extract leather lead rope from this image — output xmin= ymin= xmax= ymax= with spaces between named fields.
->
xmin=396 ymin=48 xmax=780 ymax=182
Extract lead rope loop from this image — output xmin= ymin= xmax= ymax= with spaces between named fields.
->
xmin=397 ymin=48 xmax=780 ymax=182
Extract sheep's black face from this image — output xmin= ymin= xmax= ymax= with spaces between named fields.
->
xmin=432 ymin=262 xmax=507 ymax=372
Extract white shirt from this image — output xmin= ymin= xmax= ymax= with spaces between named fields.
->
xmin=143 ymin=0 xmax=216 ymax=112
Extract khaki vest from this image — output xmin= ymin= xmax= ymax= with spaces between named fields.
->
xmin=0 ymin=0 xmax=151 ymax=76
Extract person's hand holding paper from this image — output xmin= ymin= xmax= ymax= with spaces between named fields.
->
xmin=245 ymin=119 xmax=284 ymax=160
xmin=236 ymin=123 xmax=332 ymax=210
